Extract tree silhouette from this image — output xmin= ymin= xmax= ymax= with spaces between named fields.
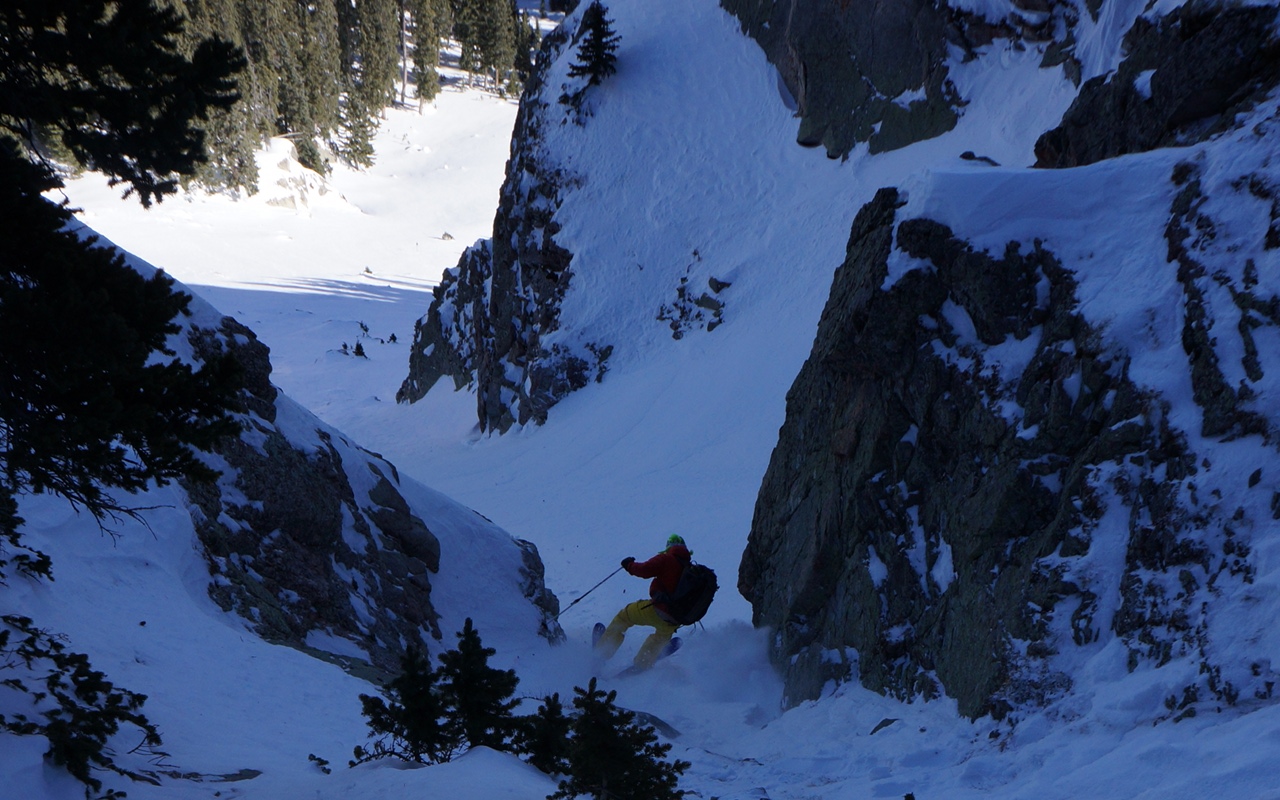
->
xmin=0 ymin=3 xmax=245 ymax=792
xmin=352 ymin=646 xmax=462 ymax=764
xmin=514 ymin=692 xmax=572 ymax=775
xmin=567 ymin=1 xmax=620 ymax=87
xmin=551 ymin=678 xmax=688 ymax=800
xmin=0 ymin=0 xmax=246 ymax=578
xmin=437 ymin=617 xmax=521 ymax=751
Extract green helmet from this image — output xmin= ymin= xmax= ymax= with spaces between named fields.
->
xmin=666 ymin=534 xmax=686 ymax=548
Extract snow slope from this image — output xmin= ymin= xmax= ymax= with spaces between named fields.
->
xmin=13 ymin=0 xmax=1280 ymax=797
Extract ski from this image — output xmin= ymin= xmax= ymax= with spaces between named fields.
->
xmin=612 ymin=636 xmax=682 ymax=678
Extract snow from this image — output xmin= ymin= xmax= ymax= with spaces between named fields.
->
xmin=8 ymin=0 xmax=1280 ymax=798
xmin=1134 ymin=68 xmax=1156 ymax=99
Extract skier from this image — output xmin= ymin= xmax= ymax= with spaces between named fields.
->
xmin=595 ymin=534 xmax=693 ymax=672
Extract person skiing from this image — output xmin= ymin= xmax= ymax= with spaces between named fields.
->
xmin=595 ymin=534 xmax=692 ymax=671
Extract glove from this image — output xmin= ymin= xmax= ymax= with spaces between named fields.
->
xmin=621 ymin=556 xmax=635 ymax=569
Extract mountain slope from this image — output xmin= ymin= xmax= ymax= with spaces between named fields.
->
xmin=0 ymin=237 xmax=560 ymax=797
xmin=27 ymin=0 xmax=1280 ymax=797
xmin=399 ymin=0 xmax=1280 ymax=752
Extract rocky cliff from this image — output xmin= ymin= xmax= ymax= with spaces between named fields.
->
xmin=719 ymin=0 xmax=961 ymax=158
xmin=179 ymin=309 xmax=560 ymax=676
xmin=743 ymin=0 xmax=1280 ymax=716
xmin=398 ymin=22 xmax=610 ymax=432
xmin=1035 ymin=3 xmax=1280 ymax=168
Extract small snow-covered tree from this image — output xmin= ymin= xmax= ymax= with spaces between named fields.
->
xmin=567 ymin=1 xmax=619 ymax=87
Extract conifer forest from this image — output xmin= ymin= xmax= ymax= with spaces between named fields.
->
xmin=179 ymin=0 xmax=543 ymax=188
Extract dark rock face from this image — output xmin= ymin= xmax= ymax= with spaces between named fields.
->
xmin=1166 ymin=162 xmax=1273 ymax=442
xmin=728 ymin=0 xmax=1280 ymax=719
xmin=517 ymin=537 xmax=562 ymax=630
xmin=743 ymin=184 xmax=1270 ymax=716
xmin=720 ymin=0 xmax=961 ymax=158
xmin=184 ymin=317 xmax=561 ymax=674
xmin=398 ymin=27 xmax=610 ymax=432
xmin=1035 ymin=3 xmax=1280 ymax=168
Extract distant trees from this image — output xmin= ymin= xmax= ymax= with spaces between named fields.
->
xmin=175 ymin=0 xmax=541 ymax=187
xmin=1 ymin=0 xmax=244 ymax=206
xmin=180 ymin=0 xmax=399 ymax=174
xmin=406 ymin=0 xmax=453 ymax=104
xmin=6 ymin=0 xmax=545 ymax=193
xmin=513 ymin=7 xmax=544 ymax=89
xmin=453 ymin=0 xmax=537 ymax=95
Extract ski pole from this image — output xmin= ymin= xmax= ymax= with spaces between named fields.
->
xmin=555 ymin=566 xmax=624 ymax=619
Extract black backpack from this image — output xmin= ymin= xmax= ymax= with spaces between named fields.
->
xmin=656 ymin=562 xmax=718 ymax=625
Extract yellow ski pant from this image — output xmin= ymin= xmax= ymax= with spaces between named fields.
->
xmin=596 ymin=600 xmax=679 ymax=670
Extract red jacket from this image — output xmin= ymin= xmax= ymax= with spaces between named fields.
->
xmin=626 ymin=545 xmax=691 ymax=615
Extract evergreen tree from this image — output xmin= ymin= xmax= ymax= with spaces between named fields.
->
xmin=437 ymin=618 xmax=521 ymax=751
xmin=291 ymin=0 xmax=344 ymax=171
xmin=552 ymin=678 xmax=689 ymax=800
xmin=0 ymin=147 xmax=244 ymax=557
xmin=567 ymin=1 xmax=619 ymax=88
xmin=453 ymin=0 xmax=484 ymax=78
xmin=270 ymin=0 xmax=328 ymax=171
xmin=352 ymin=646 xmax=463 ymax=765
xmin=0 ymin=0 xmax=246 ymax=560
xmin=337 ymin=90 xmax=379 ymax=166
xmin=0 ymin=0 xmax=244 ymax=205
xmin=407 ymin=0 xmax=450 ymax=103
xmin=358 ymin=0 xmax=402 ymax=112
xmin=0 ymin=2 xmax=245 ymax=792
xmin=334 ymin=0 xmax=362 ymax=91
xmin=474 ymin=0 xmax=517 ymax=91
xmin=514 ymin=693 xmax=572 ymax=776
xmin=298 ymin=0 xmax=344 ymax=136
xmin=178 ymin=0 xmax=262 ymax=190
xmin=513 ymin=8 xmax=542 ymax=89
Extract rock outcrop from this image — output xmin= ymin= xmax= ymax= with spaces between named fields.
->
xmin=720 ymin=0 xmax=962 ymax=158
xmin=398 ymin=24 xmax=611 ymax=432
xmin=1035 ymin=3 xmax=1280 ymax=168
xmin=731 ymin=0 xmax=1280 ymax=722
xmin=183 ymin=315 xmax=561 ymax=676
xmin=743 ymin=171 xmax=1278 ymax=715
